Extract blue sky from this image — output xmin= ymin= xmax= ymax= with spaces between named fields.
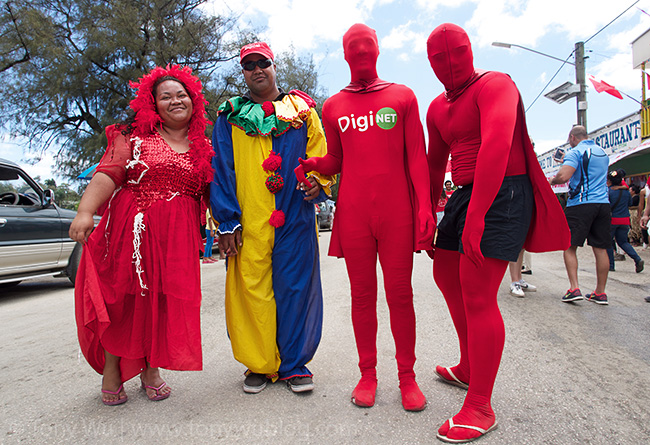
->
xmin=207 ymin=0 xmax=650 ymax=149
xmin=2 ymin=0 xmax=650 ymax=181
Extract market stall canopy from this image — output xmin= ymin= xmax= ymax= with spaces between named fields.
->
xmin=608 ymin=139 xmax=650 ymax=176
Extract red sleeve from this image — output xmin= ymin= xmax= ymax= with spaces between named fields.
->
xmin=466 ymin=74 xmax=519 ymax=224
xmin=403 ymin=91 xmax=431 ymax=208
xmin=95 ymin=124 xmax=131 ymax=186
xmin=307 ymin=99 xmax=343 ymax=175
xmin=426 ymin=100 xmax=451 ymax=221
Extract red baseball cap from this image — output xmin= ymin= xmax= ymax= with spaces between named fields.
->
xmin=240 ymin=42 xmax=274 ymax=63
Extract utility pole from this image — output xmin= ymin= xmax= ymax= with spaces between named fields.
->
xmin=575 ymin=41 xmax=587 ymax=131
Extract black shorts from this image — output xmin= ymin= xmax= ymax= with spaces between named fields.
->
xmin=564 ymin=203 xmax=611 ymax=249
xmin=435 ymin=175 xmax=534 ymax=262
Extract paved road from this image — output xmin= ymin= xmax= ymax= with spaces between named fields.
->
xmin=1 ymin=231 xmax=649 ymax=444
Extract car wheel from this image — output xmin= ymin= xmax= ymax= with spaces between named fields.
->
xmin=66 ymin=243 xmax=83 ymax=285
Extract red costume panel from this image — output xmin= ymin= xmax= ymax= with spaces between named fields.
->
xmin=426 ymin=23 xmax=569 ymax=442
xmin=301 ymin=24 xmax=434 ymax=411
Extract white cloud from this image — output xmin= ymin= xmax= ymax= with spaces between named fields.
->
xmin=466 ymin=0 xmax=646 ymax=48
xmin=205 ymin=0 xmax=393 ymax=52
xmin=381 ymin=21 xmax=428 ymax=53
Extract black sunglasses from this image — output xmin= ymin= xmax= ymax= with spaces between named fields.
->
xmin=241 ymin=59 xmax=273 ymax=71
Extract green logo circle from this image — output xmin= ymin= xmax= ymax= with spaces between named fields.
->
xmin=376 ymin=107 xmax=398 ymax=130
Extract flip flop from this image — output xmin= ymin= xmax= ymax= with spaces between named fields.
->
xmin=435 ymin=366 xmax=469 ymax=390
xmin=436 ymin=418 xmax=498 ymax=443
xmin=141 ymin=380 xmax=171 ymax=401
xmin=101 ymin=383 xmax=128 ymax=406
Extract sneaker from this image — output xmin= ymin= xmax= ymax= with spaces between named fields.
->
xmin=609 ymin=266 xmax=615 ymax=272
xmin=519 ymin=279 xmax=537 ymax=292
xmin=636 ymin=259 xmax=644 ymax=273
xmin=645 ymin=296 xmax=650 ymax=302
xmin=243 ymin=372 xmax=268 ymax=394
xmin=287 ymin=376 xmax=314 ymax=393
xmin=614 ymin=253 xmax=626 ymax=261
xmin=585 ymin=292 xmax=608 ymax=305
xmin=510 ymin=282 xmax=525 ymax=297
xmin=562 ymin=288 xmax=583 ymax=302
xmin=521 ymin=268 xmax=533 ymax=275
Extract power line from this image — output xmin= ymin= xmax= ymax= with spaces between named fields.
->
xmin=585 ymin=0 xmax=640 ymax=44
xmin=525 ymin=52 xmax=574 ymax=113
xmin=526 ymin=0 xmax=641 ymax=113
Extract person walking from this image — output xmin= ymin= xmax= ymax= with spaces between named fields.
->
xmin=606 ymin=170 xmax=644 ymax=273
xmin=550 ymin=125 xmax=611 ymax=305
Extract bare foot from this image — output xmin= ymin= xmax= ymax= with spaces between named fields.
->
xmin=101 ymin=371 xmax=126 ymax=404
xmin=140 ymin=367 xmax=172 ymax=400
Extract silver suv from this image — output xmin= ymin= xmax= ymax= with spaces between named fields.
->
xmin=0 ymin=158 xmax=84 ymax=287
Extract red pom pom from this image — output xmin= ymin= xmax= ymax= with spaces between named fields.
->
xmin=265 ymin=174 xmax=284 ymax=194
xmin=269 ymin=210 xmax=285 ymax=227
xmin=262 ymin=101 xmax=275 ymax=117
xmin=262 ymin=151 xmax=282 ymax=172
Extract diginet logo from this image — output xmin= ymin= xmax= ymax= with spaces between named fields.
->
xmin=338 ymin=107 xmax=398 ymax=133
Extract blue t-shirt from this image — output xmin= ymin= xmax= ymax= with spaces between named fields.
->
xmin=563 ymin=140 xmax=609 ymax=207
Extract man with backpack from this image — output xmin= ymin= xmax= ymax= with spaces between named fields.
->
xmin=550 ymin=125 xmax=611 ymax=304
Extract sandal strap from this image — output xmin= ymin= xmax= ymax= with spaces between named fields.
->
xmin=143 ymin=382 xmax=167 ymax=394
xmin=101 ymin=383 xmax=124 ymax=395
xmin=446 ymin=367 xmax=464 ymax=385
xmin=449 ymin=418 xmax=487 ymax=434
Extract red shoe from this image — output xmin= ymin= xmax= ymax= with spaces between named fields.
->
xmin=399 ymin=379 xmax=427 ymax=411
xmin=351 ymin=376 xmax=377 ymax=407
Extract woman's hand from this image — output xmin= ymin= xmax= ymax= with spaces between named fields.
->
xmin=69 ymin=211 xmax=95 ymax=244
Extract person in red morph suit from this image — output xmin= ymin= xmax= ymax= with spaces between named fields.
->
xmin=300 ymin=23 xmax=434 ymax=412
xmin=426 ymin=24 xmax=570 ymax=442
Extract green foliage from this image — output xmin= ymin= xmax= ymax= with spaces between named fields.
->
xmin=0 ymin=0 xmax=241 ymax=177
xmin=0 ymin=0 xmax=328 ymax=181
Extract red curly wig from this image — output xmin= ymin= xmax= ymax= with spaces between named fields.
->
xmin=128 ymin=65 xmax=213 ymax=181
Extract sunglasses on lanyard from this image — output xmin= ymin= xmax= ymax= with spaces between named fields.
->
xmin=241 ymin=59 xmax=273 ymax=71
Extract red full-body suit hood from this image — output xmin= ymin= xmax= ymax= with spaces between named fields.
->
xmin=427 ymin=23 xmax=481 ymax=101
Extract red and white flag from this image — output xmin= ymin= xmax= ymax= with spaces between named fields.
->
xmin=588 ymin=75 xmax=623 ymax=100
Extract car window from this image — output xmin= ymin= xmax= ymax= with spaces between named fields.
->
xmin=0 ymin=166 xmax=41 ymax=206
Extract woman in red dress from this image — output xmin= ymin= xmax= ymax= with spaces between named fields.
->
xmin=69 ymin=66 xmax=213 ymax=405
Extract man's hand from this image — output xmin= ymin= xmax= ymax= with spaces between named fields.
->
xmin=461 ymin=218 xmax=485 ymax=267
xmin=220 ymin=231 xmax=242 ymax=257
xmin=642 ymin=214 xmax=649 ymax=229
xmin=298 ymin=157 xmax=318 ymax=172
xmin=297 ymin=175 xmax=322 ymax=201
xmin=417 ymin=209 xmax=435 ymax=246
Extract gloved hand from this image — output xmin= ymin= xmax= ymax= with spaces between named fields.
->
xmin=461 ymin=215 xmax=485 ymax=267
xmin=418 ymin=208 xmax=435 ymax=247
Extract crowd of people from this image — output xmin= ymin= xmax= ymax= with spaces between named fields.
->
xmin=67 ymin=22 xmax=648 ymax=444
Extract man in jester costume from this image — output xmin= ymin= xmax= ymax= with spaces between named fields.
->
xmin=210 ymin=42 xmax=334 ymax=394
xmin=426 ymin=24 xmax=570 ymax=442
xmin=299 ymin=24 xmax=435 ymax=411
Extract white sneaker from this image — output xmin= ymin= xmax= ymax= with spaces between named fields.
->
xmin=519 ymin=279 xmax=537 ymax=292
xmin=510 ymin=282 xmax=525 ymax=297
